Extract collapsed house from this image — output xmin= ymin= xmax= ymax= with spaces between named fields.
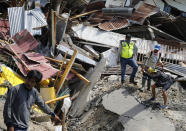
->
xmin=0 ymin=0 xmax=186 ymax=130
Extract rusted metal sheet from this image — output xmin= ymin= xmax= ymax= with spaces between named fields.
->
xmin=1 ymin=30 xmax=59 ymax=80
xmin=88 ymin=11 xmax=113 ymax=23
xmin=12 ymin=29 xmax=39 ymax=53
xmin=130 ymin=2 xmax=159 ymax=25
xmin=96 ymin=2 xmax=158 ymax=31
xmin=86 ymin=0 xmax=105 ymax=11
xmin=24 ymin=52 xmax=48 ymax=63
xmin=12 ymin=52 xmax=58 ymax=80
xmin=0 ymin=19 xmax=10 ymax=40
xmin=99 ymin=17 xmax=129 ymax=31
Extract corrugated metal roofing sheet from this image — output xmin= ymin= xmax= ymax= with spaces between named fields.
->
xmin=8 ymin=7 xmax=24 ymax=37
xmin=8 ymin=7 xmax=47 ymax=37
xmin=12 ymin=29 xmax=39 ymax=53
xmin=129 ymin=2 xmax=159 ymax=24
xmin=88 ymin=11 xmax=113 ymax=23
xmin=95 ymin=2 xmax=159 ymax=31
xmin=25 ymin=8 xmax=47 ymax=35
xmin=99 ymin=17 xmax=129 ymax=31
xmin=3 ymin=29 xmax=58 ymax=80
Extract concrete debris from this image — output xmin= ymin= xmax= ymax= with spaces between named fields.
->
xmin=102 ymin=88 xmax=175 ymax=131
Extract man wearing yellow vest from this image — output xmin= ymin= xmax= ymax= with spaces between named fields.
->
xmin=117 ymin=34 xmax=138 ymax=85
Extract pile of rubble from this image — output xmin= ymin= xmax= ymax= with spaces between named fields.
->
xmin=0 ymin=0 xmax=186 ymax=130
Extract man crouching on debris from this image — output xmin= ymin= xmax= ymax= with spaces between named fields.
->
xmin=117 ymin=34 xmax=138 ymax=85
xmin=3 ymin=70 xmax=61 ymax=131
xmin=146 ymin=67 xmax=175 ymax=109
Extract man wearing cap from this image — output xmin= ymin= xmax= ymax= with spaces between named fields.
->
xmin=141 ymin=44 xmax=162 ymax=91
xmin=117 ymin=34 xmax=138 ymax=85
xmin=145 ymin=67 xmax=175 ymax=109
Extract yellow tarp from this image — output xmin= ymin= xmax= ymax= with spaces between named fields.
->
xmin=0 ymin=65 xmax=24 ymax=95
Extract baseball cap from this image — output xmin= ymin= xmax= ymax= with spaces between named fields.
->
xmin=154 ymin=45 xmax=160 ymax=51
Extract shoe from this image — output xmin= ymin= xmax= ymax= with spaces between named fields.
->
xmin=160 ymin=105 xmax=168 ymax=109
xmin=129 ymin=80 xmax=137 ymax=85
xmin=147 ymin=88 xmax=150 ymax=91
xmin=121 ymin=81 xmax=125 ymax=86
xmin=148 ymin=97 xmax=156 ymax=101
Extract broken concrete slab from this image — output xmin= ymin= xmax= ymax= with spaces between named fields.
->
xmin=123 ymin=110 xmax=175 ymax=131
xmin=102 ymin=88 xmax=142 ymax=115
xmin=102 ymin=48 xmax=118 ymax=67
xmin=102 ymin=88 xmax=175 ymax=131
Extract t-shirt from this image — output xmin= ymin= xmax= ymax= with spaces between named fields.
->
xmin=144 ymin=51 xmax=161 ymax=69
xmin=3 ymin=84 xmax=54 ymax=128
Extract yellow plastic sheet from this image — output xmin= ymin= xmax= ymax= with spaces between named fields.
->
xmin=0 ymin=65 xmax=24 ymax=95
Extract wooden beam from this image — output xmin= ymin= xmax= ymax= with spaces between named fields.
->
xmin=51 ymin=10 xmax=56 ymax=54
xmin=56 ymin=50 xmax=78 ymax=95
xmin=53 ymin=52 xmax=68 ymax=87
xmin=0 ymin=39 xmax=10 ymax=45
xmin=70 ymin=69 xmax=90 ymax=85
xmin=45 ymin=94 xmax=70 ymax=104
xmin=45 ymin=56 xmax=85 ymax=71
xmin=70 ymin=10 xmax=99 ymax=20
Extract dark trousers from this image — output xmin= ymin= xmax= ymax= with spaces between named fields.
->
xmin=142 ymin=72 xmax=151 ymax=90
xmin=120 ymin=57 xmax=138 ymax=82
xmin=14 ymin=127 xmax=28 ymax=131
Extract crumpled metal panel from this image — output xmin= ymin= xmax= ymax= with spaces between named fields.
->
xmin=162 ymin=62 xmax=186 ymax=77
xmin=25 ymin=8 xmax=47 ymax=35
xmin=97 ymin=2 xmax=159 ymax=31
xmin=12 ymin=29 xmax=39 ymax=53
xmin=130 ymin=2 xmax=159 ymax=24
xmin=8 ymin=7 xmax=47 ymax=36
xmin=99 ymin=17 xmax=129 ymax=31
xmin=0 ymin=19 xmax=10 ymax=40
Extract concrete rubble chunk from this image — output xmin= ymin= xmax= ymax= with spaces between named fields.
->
xmin=102 ymin=88 xmax=175 ymax=131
